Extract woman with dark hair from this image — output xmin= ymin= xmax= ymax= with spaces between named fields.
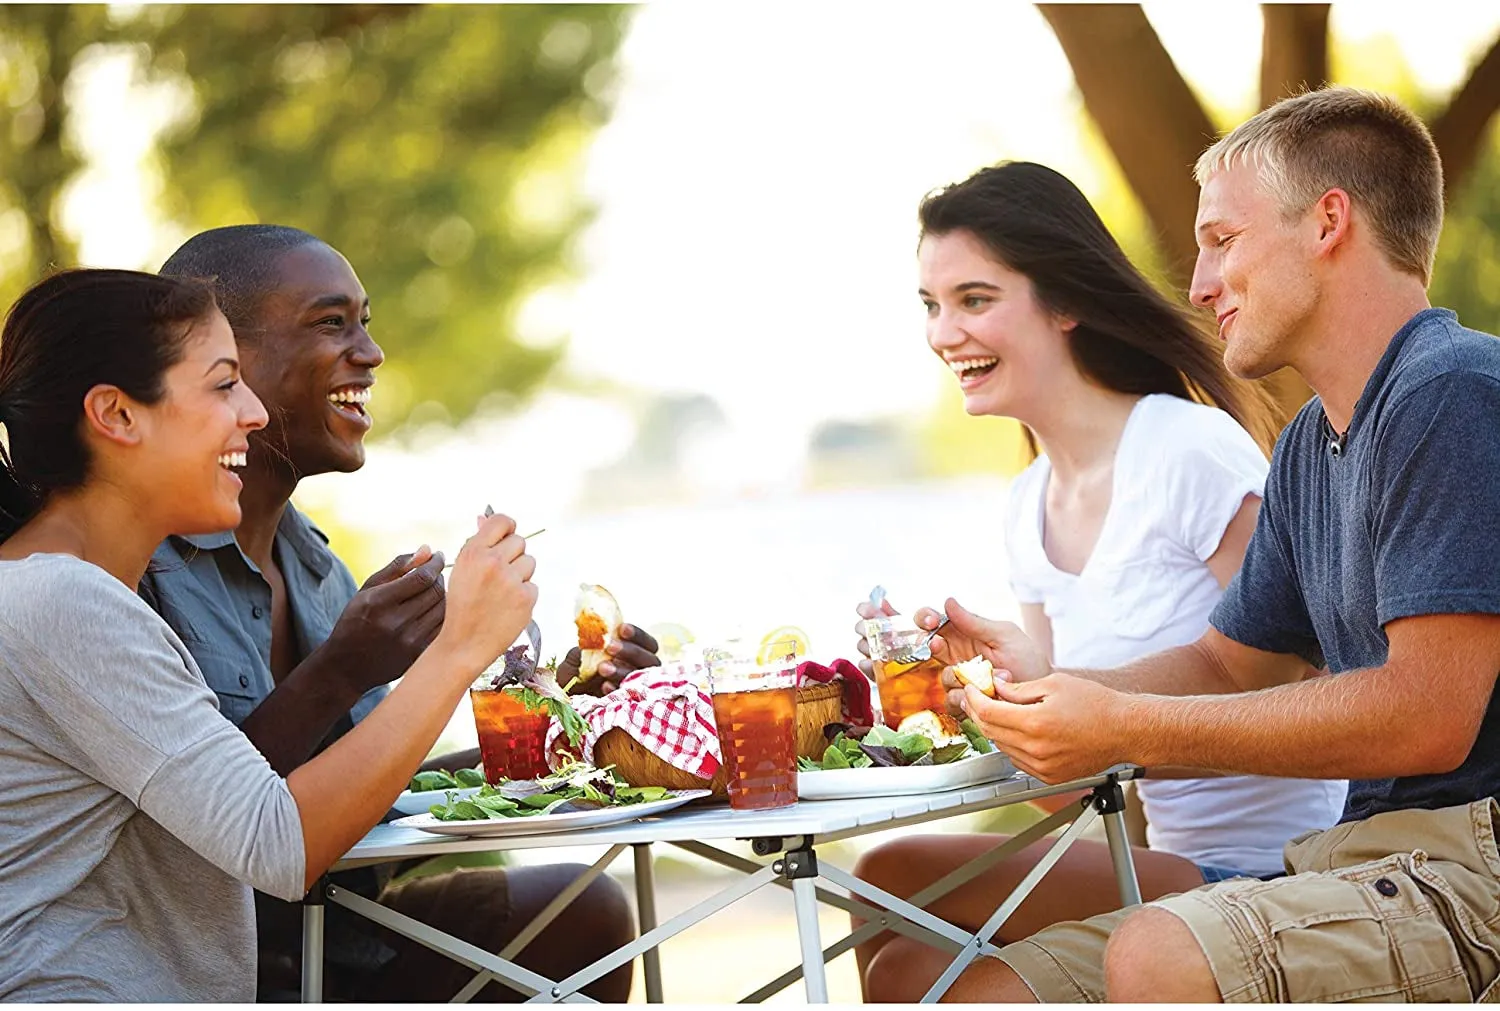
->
xmin=850 ymin=163 xmax=1346 ymax=1001
xmin=0 ymin=269 xmax=537 ymax=1001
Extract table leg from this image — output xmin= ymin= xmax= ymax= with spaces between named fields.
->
xmin=791 ymin=876 xmax=828 ymax=1003
xmin=633 ymin=843 xmax=664 ymax=1003
xmin=1096 ymin=780 xmax=1143 ymax=907
xmin=300 ymin=879 xmax=326 ymax=1003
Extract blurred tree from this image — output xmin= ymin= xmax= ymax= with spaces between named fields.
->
xmin=136 ymin=4 xmax=632 ymax=428
xmin=1037 ymin=3 xmax=1500 ymax=422
xmin=0 ymin=5 xmax=112 ymax=308
xmin=0 ymin=5 xmax=630 ymax=428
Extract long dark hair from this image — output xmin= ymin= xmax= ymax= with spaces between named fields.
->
xmin=919 ymin=161 xmax=1277 ymax=454
xmin=0 ymin=269 xmax=219 ymax=543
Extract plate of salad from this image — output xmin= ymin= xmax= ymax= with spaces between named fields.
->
xmin=393 ymin=762 xmax=712 ymax=837
xmin=393 ymin=767 xmax=488 ymax=816
xmin=797 ymin=711 xmax=1016 ymax=800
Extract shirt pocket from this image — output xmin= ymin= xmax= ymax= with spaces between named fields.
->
xmin=1091 ymin=557 xmax=1180 ymax=641
xmin=178 ymin=639 xmax=265 ymax=727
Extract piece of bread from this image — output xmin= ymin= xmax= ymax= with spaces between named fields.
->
xmin=897 ymin=709 xmax=968 ymax=748
xmin=574 ymin=583 xmax=623 ymax=680
xmin=952 ymin=655 xmax=996 ymax=698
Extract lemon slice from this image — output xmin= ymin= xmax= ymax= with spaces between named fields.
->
xmin=757 ymin=626 xmax=810 ymax=664
xmin=646 ymin=622 xmax=695 ymax=662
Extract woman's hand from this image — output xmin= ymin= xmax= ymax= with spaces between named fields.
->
xmin=434 ymin=511 xmax=538 ymax=675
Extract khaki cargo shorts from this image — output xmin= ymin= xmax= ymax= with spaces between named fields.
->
xmin=996 ymin=799 xmax=1500 ymax=1002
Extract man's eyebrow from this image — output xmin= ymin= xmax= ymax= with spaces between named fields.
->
xmin=305 ymin=293 xmax=370 ymax=312
xmin=203 ymin=357 xmax=238 ymax=376
xmin=1196 ymin=218 xmax=1223 ymax=238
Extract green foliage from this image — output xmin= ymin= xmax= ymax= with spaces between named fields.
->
xmin=130 ymin=4 xmax=632 ymax=428
xmin=1431 ymin=126 xmax=1500 ymax=336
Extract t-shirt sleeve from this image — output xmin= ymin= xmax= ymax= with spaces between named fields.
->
xmin=3 ymin=571 xmax=306 ymax=900
xmin=1209 ymin=444 xmax=1325 ymax=667
xmin=1369 ymin=372 xmax=1500 ymax=624
xmin=1160 ymin=409 xmax=1269 ymax=562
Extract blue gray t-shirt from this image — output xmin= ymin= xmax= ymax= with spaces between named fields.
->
xmin=1211 ymin=308 xmax=1500 ymax=823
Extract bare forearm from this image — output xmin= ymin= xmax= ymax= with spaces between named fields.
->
xmin=287 ymin=642 xmax=477 ymax=887
xmin=1067 ymin=642 xmax=1239 ymax=696
xmin=239 ymin=651 xmax=367 ymax=776
xmin=1121 ymin=666 xmax=1467 ymax=779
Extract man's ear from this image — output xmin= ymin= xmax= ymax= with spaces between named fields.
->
xmin=1312 ymin=187 xmax=1353 ymax=258
xmin=81 ymin=384 xmax=144 ymax=448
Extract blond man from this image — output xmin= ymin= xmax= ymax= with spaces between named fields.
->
xmin=885 ymin=86 xmax=1500 ymax=1002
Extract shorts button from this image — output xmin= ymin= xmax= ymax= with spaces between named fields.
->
xmin=251 ymin=605 xmax=264 ymax=619
xmin=1374 ymin=878 xmax=1399 ymax=897
xmin=238 ymin=674 xmax=250 ymax=688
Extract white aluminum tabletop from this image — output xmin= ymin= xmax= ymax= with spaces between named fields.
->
xmin=336 ymin=768 xmax=1138 ymax=868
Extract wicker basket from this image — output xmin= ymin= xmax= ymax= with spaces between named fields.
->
xmin=593 ymin=681 xmax=843 ymax=797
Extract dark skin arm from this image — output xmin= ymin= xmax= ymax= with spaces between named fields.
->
xmin=240 ymin=549 xmax=447 ymax=776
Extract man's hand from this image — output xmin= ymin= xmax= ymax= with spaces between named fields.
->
xmin=923 ymin=599 xmax=1052 ymax=714
xmin=317 ymin=546 xmax=447 ymax=694
xmin=560 ymin=624 xmax=661 ymax=696
xmin=961 ymin=674 xmax=1128 ymax=783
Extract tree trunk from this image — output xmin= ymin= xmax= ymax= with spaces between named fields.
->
xmin=1259 ymin=4 xmax=1330 ymax=107
xmin=1429 ymin=34 xmax=1500 ymax=203
xmin=1036 ymin=4 xmax=1215 ymax=282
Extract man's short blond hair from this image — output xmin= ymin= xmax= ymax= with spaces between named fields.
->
xmin=1194 ymin=86 xmax=1443 ymax=284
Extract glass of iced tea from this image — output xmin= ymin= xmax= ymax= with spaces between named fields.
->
xmin=707 ymin=661 xmax=798 ymax=810
xmin=469 ymin=683 xmax=552 ymax=784
xmin=863 ymin=616 xmax=949 ymax=729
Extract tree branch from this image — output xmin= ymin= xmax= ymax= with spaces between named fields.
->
xmin=1036 ymin=4 xmax=1217 ymax=281
xmin=1428 ymin=32 xmax=1500 ymax=203
xmin=1259 ymin=4 xmax=1329 ymax=108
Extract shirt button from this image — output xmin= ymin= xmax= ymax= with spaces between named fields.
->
xmin=1374 ymin=878 xmax=1399 ymax=898
xmin=238 ymin=674 xmax=250 ymax=688
xmin=251 ymin=605 xmax=264 ymax=619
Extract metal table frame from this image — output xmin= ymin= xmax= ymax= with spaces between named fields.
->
xmin=301 ymin=769 xmax=1141 ymax=1003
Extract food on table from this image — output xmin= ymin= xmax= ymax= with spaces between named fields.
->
xmin=407 ymin=767 xmax=486 ymax=793
xmin=471 ymin=646 xmax=586 ymax=784
xmin=952 ymin=655 xmax=997 ymax=698
xmin=574 ymin=583 xmax=623 ymax=681
xmin=799 ymin=712 xmax=997 ymax=772
xmin=756 ymin=625 xmax=810 ymax=665
xmin=897 ymin=709 xmax=968 ymax=749
xmin=426 ymin=762 xmax=674 ymax=821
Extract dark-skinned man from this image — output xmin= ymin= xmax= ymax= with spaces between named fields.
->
xmin=147 ymin=224 xmax=660 ymax=1002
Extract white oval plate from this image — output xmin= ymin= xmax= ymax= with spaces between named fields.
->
xmin=392 ymin=785 xmax=482 ymax=817
xmin=797 ymin=750 xmax=1017 ymax=800
xmin=392 ymin=789 xmax=713 ymax=837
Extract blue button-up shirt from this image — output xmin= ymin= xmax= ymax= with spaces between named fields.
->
xmin=138 ymin=503 xmax=387 ymax=732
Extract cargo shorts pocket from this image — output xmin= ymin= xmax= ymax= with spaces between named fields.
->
xmin=1217 ymin=855 xmax=1473 ymax=1002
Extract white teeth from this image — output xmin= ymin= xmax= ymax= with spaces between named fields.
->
xmin=948 ymin=357 xmax=998 ymax=374
xmin=327 ymin=387 xmax=371 ymax=405
xmin=217 ymin=452 xmax=247 ymax=469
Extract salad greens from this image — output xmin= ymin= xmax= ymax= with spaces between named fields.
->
xmin=426 ymin=762 xmax=674 ymax=821
xmin=798 ymin=719 xmax=998 ymax=772
xmin=503 ymin=683 xmax=587 ymax=749
xmin=408 ymin=767 xmax=487 ymax=792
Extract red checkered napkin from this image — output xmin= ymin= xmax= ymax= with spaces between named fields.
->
xmin=544 ymin=664 xmax=724 ymax=779
xmin=543 ymin=659 xmax=880 ymax=778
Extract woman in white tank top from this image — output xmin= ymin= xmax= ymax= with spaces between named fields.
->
xmin=851 ymin=162 xmax=1346 ymax=1002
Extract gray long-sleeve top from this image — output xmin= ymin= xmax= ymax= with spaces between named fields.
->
xmin=0 ymin=554 xmax=306 ymax=1001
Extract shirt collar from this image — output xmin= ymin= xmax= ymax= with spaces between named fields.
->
xmin=172 ymin=502 xmax=335 ymax=581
